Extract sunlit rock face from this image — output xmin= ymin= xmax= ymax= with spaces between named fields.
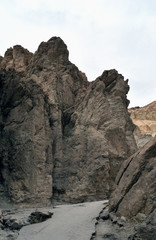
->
xmin=0 ymin=37 xmax=137 ymax=205
xmin=129 ymin=101 xmax=156 ymax=148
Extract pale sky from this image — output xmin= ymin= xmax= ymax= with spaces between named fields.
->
xmin=0 ymin=0 xmax=156 ymax=107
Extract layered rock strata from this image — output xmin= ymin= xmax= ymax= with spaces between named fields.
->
xmin=0 ymin=37 xmax=137 ymax=205
xmin=129 ymin=101 xmax=156 ymax=147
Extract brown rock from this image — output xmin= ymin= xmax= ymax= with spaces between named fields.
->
xmin=109 ymin=136 xmax=156 ymax=219
xmin=0 ymin=45 xmax=33 ymax=72
xmin=0 ymin=37 xmax=137 ymax=205
xmin=106 ymin=137 xmax=156 ymax=239
xmin=52 ymin=69 xmax=137 ymax=203
xmin=129 ymin=101 xmax=156 ymax=147
xmin=0 ymin=56 xmax=3 ymax=65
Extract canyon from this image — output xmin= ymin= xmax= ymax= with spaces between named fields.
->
xmin=0 ymin=37 xmax=155 ymax=239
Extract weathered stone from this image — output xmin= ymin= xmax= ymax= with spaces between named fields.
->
xmin=0 ymin=45 xmax=33 ymax=72
xmin=0 ymin=37 xmax=137 ymax=205
xmin=3 ymin=218 xmax=24 ymax=230
xmin=109 ymin=212 xmax=118 ymax=224
xmin=101 ymin=136 xmax=156 ymax=239
xmin=52 ymin=69 xmax=137 ymax=202
xmin=0 ymin=207 xmax=54 ymax=239
xmin=132 ymin=209 xmax=156 ymax=240
xmin=109 ymin=136 xmax=156 ymax=219
xmin=28 ymin=211 xmax=53 ymax=224
xmin=99 ymin=210 xmax=109 ymax=221
xmin=129 ymin=101 xmax=156 ymax=147
xmin=135 ymin=212 xmax=147 ymax=222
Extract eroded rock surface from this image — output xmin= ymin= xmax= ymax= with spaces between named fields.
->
xmin=95 ymin=204 xmax=156 ymax=240
xmin=108 ymin=137 xmax=156 ymax=239
xmin=129 ymin=101 xmax=156 ymax=147
xmin=0 ymin=45 xmax=33 ymax=72
xmin=0 ymin=207 xmax=53 ymax=240
xmin=0 ymin=37 xmax=137 ymax=205
xmin=110 ymin=136 xmax=156 ymax=217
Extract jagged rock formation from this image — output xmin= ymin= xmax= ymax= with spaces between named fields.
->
xmin=0 ymin=45 xmax=33 ymax=72
xmin=108 ymin=137 xmax=156 ymax=239
xmin=0 ymin=37 xmax=137 ymax=205
xmin=129 ymin=101 xmax=156 ymax=148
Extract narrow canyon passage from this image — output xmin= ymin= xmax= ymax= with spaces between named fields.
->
xmin=17 ymin=201 xmax=107 ymax=240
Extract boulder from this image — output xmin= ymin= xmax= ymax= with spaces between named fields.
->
xmin=28 ymin=211 xmax=53 ymax=224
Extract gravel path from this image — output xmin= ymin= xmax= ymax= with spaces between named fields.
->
xmin=17 ymin=201 xmax=107 ymax=240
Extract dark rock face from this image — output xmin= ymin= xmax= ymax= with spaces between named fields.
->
xmin=0 ymin=37 xmax=137 ymax=205
xmin=0 ymin=70 xmax=53 ymax=205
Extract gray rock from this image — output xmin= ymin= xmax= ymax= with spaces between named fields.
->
xmin=99 ymin=211 xmax=109 ymax=221
xmin=0 ymin=207 xmax=54 ymax=239
xmin=28 ymin=211 xmax=53 ymax=224
xmin=3 ymin=218 xmax=24 ymax=230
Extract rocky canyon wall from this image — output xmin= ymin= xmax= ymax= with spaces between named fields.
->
xmin=107 ymin=136 xmax=156 ymax=240
xmin=0 ymin=37 xmax=137 ymax=205
xmin=129 ymin=101 xmax=156 ymax=148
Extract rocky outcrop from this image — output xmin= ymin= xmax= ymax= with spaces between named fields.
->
xmin=110 ymin=136 xmax=156 ymax=217
xmin=129 ymin=101 xmax=156 ymax=147
xmin=0 ymin=45 xmax=33 ymax=72
xmin=108 ymin=137 xmax=156 ymax=239
xmin=0 ymin=37 xmax=137 ymax=205
xmin=0 ymin=207 xmax=53 ymax=239
xmin=95 ymin=203 xmax=156 ymax=240
xmin=53 ymin=69 xmax=137 ymax=203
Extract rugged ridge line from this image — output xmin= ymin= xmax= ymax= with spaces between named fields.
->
xmin=0 ymin=37 xmax=137 ymax=205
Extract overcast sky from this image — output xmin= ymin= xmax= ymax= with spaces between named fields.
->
xmin=0 ymin=0 xmax=156 ymax=107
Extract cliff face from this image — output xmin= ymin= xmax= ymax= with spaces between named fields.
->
xmin=129 ymin=101 xmax=156 ymax=148
xmin=108 ymin=137 xmax=156 ymax=239
xmin=0 ymin=37 xmax=137 ymax=205
xmin=110 ymin=136 xmax=156 ymax=217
